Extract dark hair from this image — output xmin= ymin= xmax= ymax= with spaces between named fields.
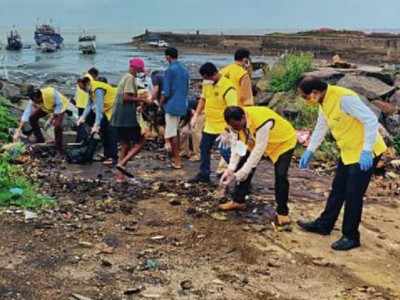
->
xmin=297 ymin=76 xmax=328 ymax=95
xmin=224 ymin=106 xmax=245 ymax=123
xmin=234 ymin=48 xmax=250 ymax=61
xmin=26 ymin=85 xmax=42 ymax=101
xmin=81 ymin=77 xmax=91 ymax=85
xmin=88 ymin=67 xmax=99 ymax=78
xmin=97 ymin=76 xmax=108 ymax=83
xmin=165 ymin=47 xmax=178 ymax=59
xmin=199 ymin=62 xmax=218 ymax=77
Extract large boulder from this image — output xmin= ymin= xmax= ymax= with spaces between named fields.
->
xmin=303 ymin=68 xmax=344 ymax=84
xmin=337 ymin=75 xmax=395 ymax=100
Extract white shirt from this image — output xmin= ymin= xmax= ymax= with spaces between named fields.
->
xmin=307 ymin=95 xmax=379 ymax=153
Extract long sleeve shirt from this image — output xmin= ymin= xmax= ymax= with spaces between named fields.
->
xmin=228 ymin=121 xmax=273 ymax=182
xmin=81 ymin=89 xmax=105 ymax=126
xmin=307 ymin=95 xmax=379 ymax=152
xmin=162 ymin=61 xmax=189 ymax=116
xmin=21 ymin=89 xmax=64 ymax=122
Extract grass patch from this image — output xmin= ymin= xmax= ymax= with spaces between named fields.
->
xmin=270 ymin=53 xmax=313 ymax=93
xmin=0 ymin=98 xmax=54 ymax=210
xmin=0 ymin=96 xmax=18 ymax=143
xmin=0 ymin=144 xmax=54 ymax=210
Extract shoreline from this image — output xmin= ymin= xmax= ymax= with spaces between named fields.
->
xmin=129 ymin=30 xmax=400 ymax=66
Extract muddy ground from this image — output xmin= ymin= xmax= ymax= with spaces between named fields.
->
xmin=0 ymin=147 xmax=400 ymax=300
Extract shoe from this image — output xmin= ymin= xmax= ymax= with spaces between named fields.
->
xmin=218 ymin=200 xmax=246 ymax=211
xmin=188 ymin=173 xmax=210 ymax=183
xmin=274 ymin=215 xmax=293 ymax=232
xmin=297 ymin=220 xmax=331 ymax=236
xmin=331 ymin=236 xmax=360 ymax=251
xmin=171 ymin=161 xmax=183 ymax=169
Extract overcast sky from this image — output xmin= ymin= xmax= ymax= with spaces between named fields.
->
xmin=1 ymin=0 xmax=400 ymax=31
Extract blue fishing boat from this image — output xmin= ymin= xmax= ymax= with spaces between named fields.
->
xmin=34 ymin=22 xmax=63 ymax=49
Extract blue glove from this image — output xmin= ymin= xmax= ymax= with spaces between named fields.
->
xmin=299 ymin=150 xmax=314 ymax=169
xmin=359 ymin=150 xmax=373 ymax=171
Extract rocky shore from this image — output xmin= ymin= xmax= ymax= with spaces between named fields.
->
xmin=131 ymin=29 xmax=400 ymax=65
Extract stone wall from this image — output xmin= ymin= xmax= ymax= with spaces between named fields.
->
xmin=132 ymin=31 xmax=400 ymax=63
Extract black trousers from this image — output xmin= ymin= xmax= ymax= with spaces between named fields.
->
xmin=316 ymin=157 xmax=380 ymax=241
xmin=233 ymin=148 xmax=294 ymax=216
xmin=99 ymin=115 xmax=118 ymax=162
xmin=76 ymin=109 xmax=95 ymax=143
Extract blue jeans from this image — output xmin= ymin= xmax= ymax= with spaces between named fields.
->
xmin=199 ymin=132 xmax=232 ymax=177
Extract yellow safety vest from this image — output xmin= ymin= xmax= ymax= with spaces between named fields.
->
xmin=202 ymin=76 xmax=238 ymax=134
xmin=220 ymin=63 xmax=253 ymax=106
xmin=238 ymin=106 xmax=297 ymax=163
xmin=91 ymin=80 xmax=117 ymax=120
xmin=40 ymin=87 xmax=69 ymax=114
xmin=321 ymin=85 xmax=387 ymax=165
xmin=76 ymin=73 xmax=95 ymax=109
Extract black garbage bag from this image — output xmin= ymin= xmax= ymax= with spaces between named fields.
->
xmin=65 ymin=133 xmax=100 ymax=164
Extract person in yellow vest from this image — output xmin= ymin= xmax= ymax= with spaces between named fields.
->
xmin=220 ymin=48 xmax=254 ymax=107
xmin=219 ymin=106 xmax=297 ymax=224
xmin=14 ymin=85 xmax=69 ymax=154
xmin=297 ymin=77 xmax=387 ymax=251
xmin=188 ymin=62 xmax=238 ymax=183
xmin=217 ymin=49 xmax=254 ymax=175
xmin=77 ymin=77 xmax=118 ymax=166
xmin=75 ymin=67 xmax=98 ymax=117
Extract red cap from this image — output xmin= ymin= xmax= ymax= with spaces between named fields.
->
xmin=129 ymin=57 xmax=145 ymax=72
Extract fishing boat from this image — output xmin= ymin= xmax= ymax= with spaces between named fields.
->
xmin=40 ymin=41 xmax=57 ymax=53
xmin=78 ymin=31 xmax=96 ymax=55
xmin=34 ymin=20 xmax=63 ymax=49
xmin=6 ymin=28 xmax=23 ymax=51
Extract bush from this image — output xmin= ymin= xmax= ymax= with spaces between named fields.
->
xmin=0 ymin=96 xmax=18 ymax=142
xmin=0 ymin=145 xmax=54 ymax=210
xmin=270 ymin=53 xmax=313 ymax=93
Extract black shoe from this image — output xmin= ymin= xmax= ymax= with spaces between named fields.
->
xmin=331 ymin=236 xmax=360 ymax=251
xmin=188 ymin=173 xmax=210 ymax=184
xmin=297 ymin=220 xmax=331 ymax=236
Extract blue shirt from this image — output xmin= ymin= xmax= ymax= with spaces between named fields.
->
xmin=162 ymin=61 xmax=189 ymax=116
xmin=82 ymin=89 xmax=105 ymax=126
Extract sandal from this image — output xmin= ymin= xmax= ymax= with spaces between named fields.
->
xmin=116 ymin=165 xmax=134 ymax=178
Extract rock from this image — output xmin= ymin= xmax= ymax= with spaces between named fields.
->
xmin=95 ymin=243 xmax=114 ymax=254
xmin=337 ymin=75 xmax=395 ymax=100
xmin=124 ymin=285 xmax=144 ymax=295
xmin=78 ymin=241 xmax=93 ymax=248
xmin=312 ymin=258 xmax=331 ymax=267
xmin=304 ymin=68 xmax=344 ymax=83
xmin=100 ymin=258 xmax=112 ymax=267
xmin=24 ymin=210 xmax=38 ymax=221
xmin=150 ymin=235 xmax=165 ymax=241
xmin=362 ymin=72 xmax=395 ymax=86
xmin=180 ymin=280 xmax=193 ymax=290
xmin=210 ymin=212 xmax=228 ymax=221
xmin=385 ymin=114 xmax=400 ymax=135
xmin=389 ymin=90 xmax=400 ymax=108
xmin=371 ymin=100 xmax=397 ymax=115
xmin=267 ymin=259 xmax=282 ymax=268
xmin=169 ymin=199 xmax=181 ymax=206
xmin=360 ymin=96 xmax=381 ymax=117
xmin=141 ymin=293 xmax=161 ymax=299
xmin=71 ymin=294 xmax=93 ymax=300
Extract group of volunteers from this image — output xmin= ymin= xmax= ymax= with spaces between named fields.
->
xmin=12 ymin=46 xmax=387 ymax=252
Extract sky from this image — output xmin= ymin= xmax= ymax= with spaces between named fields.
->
xmin=1 ymin=0 xmax=400 ymax=33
